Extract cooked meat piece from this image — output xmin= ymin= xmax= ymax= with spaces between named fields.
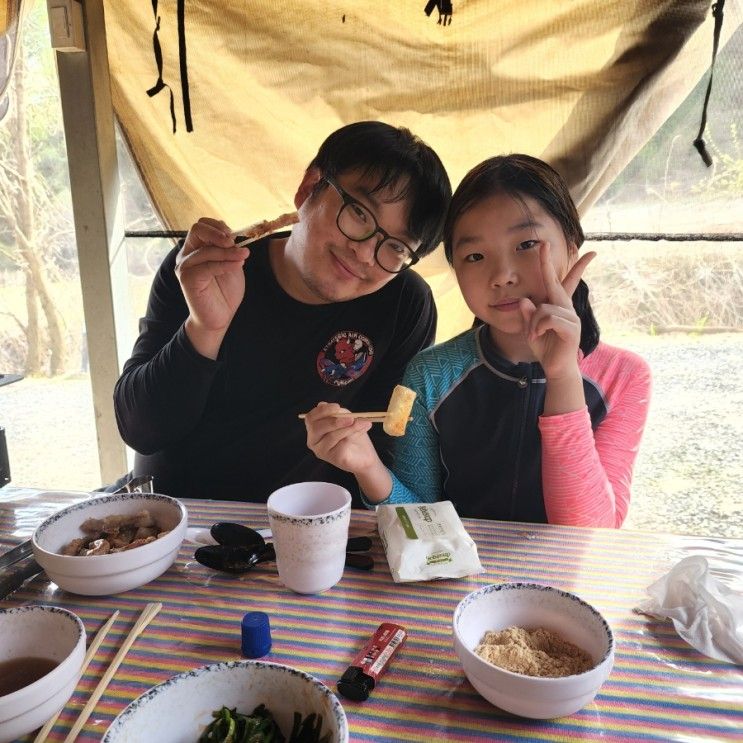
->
xmin=132 ymin=510 xmax=156 ymax=528
xmin=79 ymin=517 xmax=105 ymax=535
xmin=109 ymin=528 xmax=137 ymax=548
xmin=61 ymin=537 xmax=87 ymax=556
xmin=134 ymin=526 xmax=159 ymax=540
xmin=102 ymin=514 xmax=129 ymax=535
xmin=60 ymin=509 xmax=166 ymax=555
xmin=122 ymin=536 xmax=157 ymax=551
xmin=84 ymin=538 xmax=111 ymax=556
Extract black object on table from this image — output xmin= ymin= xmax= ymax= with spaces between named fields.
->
xmin=0 ymin=373 xmax=23 ymax=387
xmin=0 ymin=373 xmax=23 ymax=486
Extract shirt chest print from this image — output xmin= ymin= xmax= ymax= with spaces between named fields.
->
xmin=317 ymin=331 xmax=374 ymax=386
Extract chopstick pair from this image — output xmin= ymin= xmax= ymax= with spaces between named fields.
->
xmin=297 ymin=411 xmax=412 ymax=424
xmin=33 ymin=610 xmax=120 ymax=743
xmin=34 ymin=603 xmax=162 ymax=743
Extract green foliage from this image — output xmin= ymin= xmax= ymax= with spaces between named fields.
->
xmin=0 ymin=0 xmax=72 ymax=257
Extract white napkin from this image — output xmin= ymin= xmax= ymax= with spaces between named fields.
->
xmin=636 ymin=555 xmax=743 ymax=665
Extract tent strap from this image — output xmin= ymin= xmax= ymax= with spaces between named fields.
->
xmin=693 ymin=0 xmax=726 ymax=167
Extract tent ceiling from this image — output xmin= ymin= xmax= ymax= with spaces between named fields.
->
xmin=102 ymin=0 xmax=740 ymax=233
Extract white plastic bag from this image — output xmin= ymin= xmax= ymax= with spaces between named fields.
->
xmin=376 ymin=501 xmax=483 ymax=582
xmin=636 ymin=555 xmax=743 ymax=664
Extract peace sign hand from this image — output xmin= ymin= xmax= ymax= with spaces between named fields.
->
xmin=518 ymin=242 xmax=596 ymax=380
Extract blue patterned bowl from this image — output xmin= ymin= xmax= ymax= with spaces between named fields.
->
xmin=102 ymin=660 xmax=349 ymax=742
xmin=32 ymin=492 xmax=187 ymax=595
xmin=453 ymin=582 xmax=614 ymax=719
xmin=0 ymin=606 xmax=86 ymax=743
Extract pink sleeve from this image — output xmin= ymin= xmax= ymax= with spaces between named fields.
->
xmin=537 ymin=349 xmax=651 ymax=528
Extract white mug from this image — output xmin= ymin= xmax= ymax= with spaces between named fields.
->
xmin=267 ymin=482 xmax=352 ymax=594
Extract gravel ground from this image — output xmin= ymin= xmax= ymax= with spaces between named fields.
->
xmin=1 ymin=333 xmax=742 ymax=538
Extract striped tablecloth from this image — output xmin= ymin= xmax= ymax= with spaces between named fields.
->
xmin=2 ymin=494 xmax=742 ymax=742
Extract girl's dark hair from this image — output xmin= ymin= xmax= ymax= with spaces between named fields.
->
xmin=443 ymin=154 xmax=600 ymax=355
xmin=307 ymin=121 xmax=452 ymax=258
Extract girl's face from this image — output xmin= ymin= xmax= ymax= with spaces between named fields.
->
xmin=450 ymin=191 xmax=577 ymax=358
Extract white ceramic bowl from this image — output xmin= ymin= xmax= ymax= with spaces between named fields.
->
xmin=32 ymin=492 xmax=188 ymax=595
xmin=101 ymin=660 xmax=349 ymax=743
xmin=0 ymin=606 xmax=86 ymax=743
xmin=453 ymin=582 xmax=614 ymax=719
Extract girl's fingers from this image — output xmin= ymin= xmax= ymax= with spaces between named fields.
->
xmin=303 ymin=402 xmax=349 ymax=427
xmin=518 ymin=297 xmax=537 ymax=335
xmin=327 ymin=424 xmax=373 ymax=456
xmin=539 ymin=242 xmax=568 ymax=305
xmin=539 ymin=242 xmax=597 ymax=306
xmin=309 ymin=420 xmax=370 ymax=455
xmin=529 ymin=311 xmax=580 ymax=342
xmin=562 ymin=251 xmax=597 ymax=298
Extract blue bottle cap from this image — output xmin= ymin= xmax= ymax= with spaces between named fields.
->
xmin=241 ymin=611 xmax=272 ymax=658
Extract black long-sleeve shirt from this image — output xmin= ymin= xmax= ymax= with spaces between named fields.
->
xmin=114 ymin=234 xmax=436 ymax=506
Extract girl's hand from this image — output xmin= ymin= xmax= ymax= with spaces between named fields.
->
xmin=304 ymin=402 xmax=381 ymax=475
xmin=518 ymin=242 xmax=596 ymax=381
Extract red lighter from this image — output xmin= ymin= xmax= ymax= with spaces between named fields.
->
xmin=337 ymin=622 xmax=407 ymax=701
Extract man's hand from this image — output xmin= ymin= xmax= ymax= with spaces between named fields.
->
xmin=175 ymin=218 xmax=250 ymax=359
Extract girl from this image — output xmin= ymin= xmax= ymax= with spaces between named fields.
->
xmin=304 ymin=155 xmax=651 ymax=526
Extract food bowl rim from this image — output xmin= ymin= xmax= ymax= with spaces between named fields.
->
xmin=453 ymin=581 xmax=615 ymax=683
xmin=31 ymin=492 xmax=188 ymax=562
xmin=102 ymin=659 xmax=349 ymax=741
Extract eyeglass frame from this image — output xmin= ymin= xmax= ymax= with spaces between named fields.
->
xmin=322 ymin=176 xmax=420 ymax=274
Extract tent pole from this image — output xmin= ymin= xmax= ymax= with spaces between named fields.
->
xmin=49 ymin=0 xmax=129 ymax=483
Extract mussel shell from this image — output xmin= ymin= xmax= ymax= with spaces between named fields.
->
xmin=346 ymin=536 xmax=372 ymax=552
xmin=194 ymin=545 xmax=262 ymax=573
xmin=210 ymin=522 xmax=266 ymax=549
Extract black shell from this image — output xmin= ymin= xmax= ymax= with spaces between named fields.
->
xmin=210 ymin=522 xmax=266 ymax=549
xmin=194 ymin=545 xmax=262 ymax=573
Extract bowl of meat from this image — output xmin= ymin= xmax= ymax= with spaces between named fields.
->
xmin=31 ymin=492 xmax=188 ymax=596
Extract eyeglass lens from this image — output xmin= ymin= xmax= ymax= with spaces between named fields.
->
xmin=337 ymin=202 xmax=414 ymax=273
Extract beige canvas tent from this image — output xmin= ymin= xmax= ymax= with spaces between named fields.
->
xmin=2 ymin=0 xmax=741 ymax=479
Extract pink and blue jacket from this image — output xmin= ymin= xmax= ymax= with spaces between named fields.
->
xmin=369 ymin=325 xmax=651 ymax=527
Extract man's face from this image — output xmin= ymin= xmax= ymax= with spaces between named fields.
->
xmin=281 ymin=168 xmax=421 ymax=304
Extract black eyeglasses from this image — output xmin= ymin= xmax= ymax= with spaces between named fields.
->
xmin=324 ymin=177 xmax=419 ymax=274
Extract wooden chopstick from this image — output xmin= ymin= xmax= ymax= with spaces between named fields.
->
xmin=61 ymin=602 xmax=162 ymax=743
xmin=298 ymin=411 xmax=386 ymax=422
xmin=233 ymin=233 xmax=268 ymax=249
xmin=297 ymin=412 xmax=412 ymax=423
xmin=34 ymin=611 xmax=121 ymax=743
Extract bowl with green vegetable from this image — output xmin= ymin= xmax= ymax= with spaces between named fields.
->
xmin=101 ymin=660 xmax=348 ymax=743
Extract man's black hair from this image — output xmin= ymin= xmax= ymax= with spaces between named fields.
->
xmin=307 ymin=121 xmax=452 ymax=258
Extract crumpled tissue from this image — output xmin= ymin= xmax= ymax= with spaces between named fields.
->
xmin=636 ymin=555 xmax=743 ymax=665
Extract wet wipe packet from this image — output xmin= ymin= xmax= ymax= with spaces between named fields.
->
xmin=376 ymin=501 xmax=484 ymax=582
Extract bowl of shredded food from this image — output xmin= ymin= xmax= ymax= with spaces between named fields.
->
xmin=452 ymin=582 xmax=614 ymax=719
xmin=101 ymin=660 xmax=348 ymax=743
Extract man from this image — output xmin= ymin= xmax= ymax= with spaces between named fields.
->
xmin=114 ymin=121 xmax=451 ymax=506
